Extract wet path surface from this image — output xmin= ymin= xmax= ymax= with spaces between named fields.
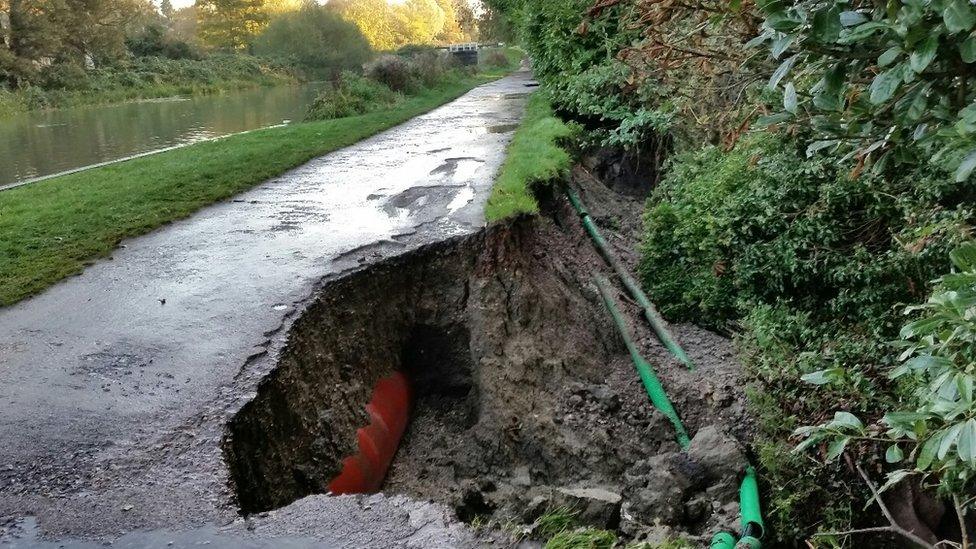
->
xmin=0 ymin=71 xmax=533 ymax=547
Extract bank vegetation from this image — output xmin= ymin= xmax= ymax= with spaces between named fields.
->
xmin=0 ymin=0 xmax=498 ymax=116
xmin=486 ymin=0 xmax=976 ymax=545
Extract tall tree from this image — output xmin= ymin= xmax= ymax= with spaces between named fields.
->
xmin=159 ymin=0 xmax=173 ymax=18
xmin=63 ymin=0 xmax=155 ymax=63
xmin=328 ymin=0 xmax=396 ymax=51
xmin=0 ymin=0 xmax=9 ymax=49
xmin=433 ymin=0 xmax=462 ymax=43
xmin=5 ymin=0 xmax=66 ymax=59
xmin=196 ymin=0 xmax=268 ymax=51
xmin=170 ymin=5 xmax=199 ymax=45
xmin=391 ymin=0 xmax=444 ymax=45
xmin=452 ymin=0 xmax=477 ymax=40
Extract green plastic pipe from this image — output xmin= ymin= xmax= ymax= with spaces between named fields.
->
xmin=738 ymin=465 xmax=764 ymax=546
xmin=710 ymin=532 xmax=736 ymax=549
xmin=710 ymin=466 xmax=765 ymax=548
xmin=565 ymin=187 xmax=695 ymax=370
xmin=594 ymin=274 xmax=691 ymax=448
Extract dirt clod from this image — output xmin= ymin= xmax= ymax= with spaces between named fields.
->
xmin=552 ymin=488 xmax=622 ymax=529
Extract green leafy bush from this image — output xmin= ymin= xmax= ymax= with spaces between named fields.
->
xmin=363 ymin=51 xmax=463 ymax=94
xmin=756 ymin=0 xmax=976 ymax=181
xmin=640 ymin=134 xmax=973 ymax=539
xmin=482 ymin=49 xmax=511 ymax=69
xmin=39 ymin=63 xmax=91 ymax=91
xmin=364 ymin=54 xmax=419 ymax=93
xmin=305 ymin=72 xmax=401 ymax=121
xmin=126 ymin=24 xmax=201 ymax=60
xmin=795 ymin=243 xmax=976 ymax=512
xmin=254 ymin=3 xmax=372 ymax=78
xmin=641 ymin=135 xmax=971 ymax=329
xmin=409 ymin=51 xmax=459 ymax=88
xmin=486 ymin=0 xmax=669 ymax=150
xmin=486 ymin=0 xmax=763 ymax=149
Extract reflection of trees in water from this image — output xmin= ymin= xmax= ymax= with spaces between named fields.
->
xmin=0 ymin=82 xmax=326 ymax=186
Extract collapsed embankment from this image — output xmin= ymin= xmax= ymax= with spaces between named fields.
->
xmin=222 ymin=173 xmax=755 ymax=544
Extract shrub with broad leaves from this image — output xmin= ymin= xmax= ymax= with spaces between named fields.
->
xmin=796 ymin=242 xmax=976 ymax=518
xmin=755 ymin=0 xmax=976 ymax=181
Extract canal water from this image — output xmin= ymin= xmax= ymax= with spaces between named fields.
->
xmin=0 ymin=82 xmax=328 ymax=188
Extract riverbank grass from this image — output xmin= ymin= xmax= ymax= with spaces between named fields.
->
xmin=484 ymin=94 xmax=575 ymax=222
xmin=0 ymin=73 xmax=507 ymax=306
xmin=0 ymin=55 xmax=298 ymax=117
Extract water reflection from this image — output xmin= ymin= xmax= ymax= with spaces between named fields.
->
xmin=0 ymin=83 xmax=327 ymax=187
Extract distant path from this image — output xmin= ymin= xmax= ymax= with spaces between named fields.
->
xmin=0 ymin=71 xmax=534 ymax=547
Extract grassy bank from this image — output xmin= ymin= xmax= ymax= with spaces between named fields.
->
xmin=0 ymin=72 xmax=506 ymax=306
xmin=484 ymin=93 xmax=574 ymax=221
xmin=0 ymin=55 xmax=298 ymax=117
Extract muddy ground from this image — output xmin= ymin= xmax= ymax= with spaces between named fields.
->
xmin=222 ymin=166 xmax=755 ymax=546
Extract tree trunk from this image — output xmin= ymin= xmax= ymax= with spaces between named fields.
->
xmin=8 ymin=0 xmax=24 ymax=56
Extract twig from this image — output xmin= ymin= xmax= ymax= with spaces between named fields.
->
xmin=815 ymin=525 xmax=920 ymax=538
xmin=855 ymin=463 xmax=937 ymax=549
xmin=955 ymin=495 xmax=969 ymax=549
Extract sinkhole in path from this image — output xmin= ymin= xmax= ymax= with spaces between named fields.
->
xmin=223 ymin=322 xmax=478 ymax=514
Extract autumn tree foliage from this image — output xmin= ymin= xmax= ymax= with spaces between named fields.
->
xmin=1 ymin=0 xmax=156 ymax=85
xmin=196 ymin=0 xmax=268 ymax=51
xmin=330 ymin=0 xmax=477 ymax=51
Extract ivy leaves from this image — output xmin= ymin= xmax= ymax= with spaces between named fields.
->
xmin=756 ymin=0 xmax=976 ymax=181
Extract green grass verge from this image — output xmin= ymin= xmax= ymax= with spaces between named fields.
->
xmin=0 ymin=73 xmax=505 ymax=307
xmin=484 ymin=93 xmax=574 ymax=222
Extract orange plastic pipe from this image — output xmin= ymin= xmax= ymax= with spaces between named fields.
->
xmin=328 ymin=371 xmax=412 ymax=494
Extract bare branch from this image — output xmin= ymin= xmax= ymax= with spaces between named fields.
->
xmin=854 ymin=463 xmax=938 ymax=549
xmin=954 ymin=495 xmax=969 ymax=549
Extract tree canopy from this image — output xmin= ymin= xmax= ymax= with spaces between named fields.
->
xmin=0 ymin=0 xmax=480 ymax=91
xmin=254 ymin=1 xmax=371 ymax=77
xmin=329 ymin=0 xmax=477 ymax=51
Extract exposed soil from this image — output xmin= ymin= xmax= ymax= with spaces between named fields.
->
xmin=223 ymin=168 xmax=755 ymax=545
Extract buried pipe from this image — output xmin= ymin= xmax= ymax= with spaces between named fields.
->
xmin=710 ymin=465 xmax=765 ymax=549
xmin=597 ymin=270 xmax=765 ymax=544
xmin=328 ymin=371 xmax=413 ymax=495
xmin=737 ymin=465 xmax=765 ymax=547
xmin=594 ymin=274 xmax=690 ymax=448
xmin=565 ymin=186 xmax=694 ymax=370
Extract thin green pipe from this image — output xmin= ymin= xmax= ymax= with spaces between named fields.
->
xmin=565 ymin=187 xmax=694 ymax=370
xmin=710 ymin=532 xmax=736 ymax=549
xmin=709 ymin=466 xmax=765 ymax=548
xmin=738 ymin=465 xmax=764 ymax=546
xmin=594 ymin=274 xmax=690 ymax=448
